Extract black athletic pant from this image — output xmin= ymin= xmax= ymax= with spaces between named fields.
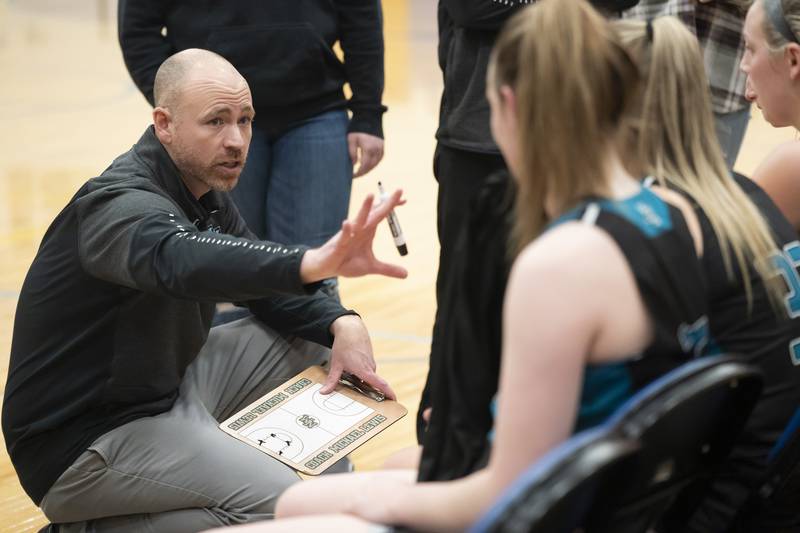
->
xmin=417 ymin=143 xmax=507 ymax=440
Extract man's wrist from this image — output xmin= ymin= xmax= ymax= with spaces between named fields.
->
xmin=329 ymin=313 xmax=362 ymax=336
xmin=347 ymin=111 xmax=385 ymax=139
xmin=299 ymin=248 xmax=325 ymax=284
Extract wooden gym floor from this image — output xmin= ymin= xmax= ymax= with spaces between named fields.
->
xmin=0 ymin=0 xmax=795 ymax=530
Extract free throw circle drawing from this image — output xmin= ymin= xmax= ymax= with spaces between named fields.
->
xmin=244 ymin=426 xmax=304 ymax=460
xmin=312 ymin=390 xmax=370 ymax=417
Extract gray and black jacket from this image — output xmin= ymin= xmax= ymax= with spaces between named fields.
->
xmin=2 ymin=127 xmax=353 ymax=504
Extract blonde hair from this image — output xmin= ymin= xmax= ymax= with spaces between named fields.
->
xmin=614 ymin=16 xmax=784 ymax=309
xmin=488 ymin=0 xmax=640 ymax=255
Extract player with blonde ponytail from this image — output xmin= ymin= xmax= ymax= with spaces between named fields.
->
xmin=224 ymin=1 xmax=716 ymax=530
xmin=615 ymin=14 xmax=800 ymax=532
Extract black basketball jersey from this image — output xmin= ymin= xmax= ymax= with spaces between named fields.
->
xmin=419 ymin=183 xmax=712 ymax=483
xmin=675 ymin=174 xmax=800 ymax=532
xmin=543 ymin=186 xmax=712 ymax=431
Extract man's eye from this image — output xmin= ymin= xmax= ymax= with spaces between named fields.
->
xmin=239 ymin=116 xmax=253 ymax=125
xmin=208 ymin=118 xmax=223 ymax=126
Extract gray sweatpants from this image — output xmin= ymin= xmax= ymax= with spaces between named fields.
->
xmin=40 ymin=317 xmax=330 ymax=532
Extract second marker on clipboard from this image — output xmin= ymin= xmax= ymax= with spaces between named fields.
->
xmin=378 ymin=181 xmax=408 ymax=256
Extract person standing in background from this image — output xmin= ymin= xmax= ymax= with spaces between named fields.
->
xmin=418 ymin=0 xmax=641 ymax=461
xmin=625 ymin=0 xmax=753 ymax=169
xmin=118 ymin=0 xmax=387 ymax=298
xmin=416 ymin=0 xmax=527 ymax=444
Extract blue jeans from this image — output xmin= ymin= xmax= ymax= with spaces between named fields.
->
xmin=714 ymin=106 xmax=751 ymax=170
xmin=231 ymin=109 xmax=353 ymax=248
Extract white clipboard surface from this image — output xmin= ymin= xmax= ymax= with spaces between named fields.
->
xmin=219 ymin=366 xmax=407 ymax=475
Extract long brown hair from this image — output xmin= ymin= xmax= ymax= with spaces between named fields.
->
xmin=614 ymin=16 xmax=784 ymax=308
xmin=488 ymin=0 xmax=640 ymax=255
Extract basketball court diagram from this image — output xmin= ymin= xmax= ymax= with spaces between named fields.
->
xmin=312 ymin=388 xmax=372 ymax=417
xmin=243 ymin=427 xmax=304 ymax=459
xmin=241 ymin=383 xmax=375 ymax=464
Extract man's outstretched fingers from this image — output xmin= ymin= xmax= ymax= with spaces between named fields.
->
xmin=372 ymin=260 xmax=408 ymax=279
xmin=340 ymin=220 xmax=355 ymax=241
xmin=369 ymin=189 xmax=403 ymax=226
xmin=354 ymin=194 xmax=374 ymax=230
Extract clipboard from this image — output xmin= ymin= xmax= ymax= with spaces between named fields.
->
xmin=219 ymin=366 xmax=407 ymax=475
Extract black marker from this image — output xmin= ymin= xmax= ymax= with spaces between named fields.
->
xmin=339 ymin=371 xmax=386 ymax=402
xmin=378 ymin=181 xmax=408 ymax=256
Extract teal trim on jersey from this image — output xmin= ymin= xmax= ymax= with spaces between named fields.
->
xmin=575 ymin=361 xmax=633 ymax=432
xmin=548 ymin=202 xmax=591 ymax=227
xmin=548 ymin=186 xmax=673 ymax=238
xmin=488 ymin=395 xmax=497 ymax=442
xmin=486 ymin=362 xmax=633 ymax=440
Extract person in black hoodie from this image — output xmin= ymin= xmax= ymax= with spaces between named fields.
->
xmin=118 ymin=0 xmax=387 ymax=298
xmin=419 ymin=0 xmax=642 ymax=476
xmin=2 ymin=49 xmax=405 ymax=531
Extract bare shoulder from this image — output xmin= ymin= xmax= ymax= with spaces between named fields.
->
xmin=753 ymin=140 xmax=800 ymax=188
xmin=508 ymin=220 xmax=652 ymax=363
xmin=511 ymin=221 xmax=629 ymax=292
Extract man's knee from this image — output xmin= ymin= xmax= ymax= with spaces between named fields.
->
xmin=236 ymin=463 xmax=302 ymax=516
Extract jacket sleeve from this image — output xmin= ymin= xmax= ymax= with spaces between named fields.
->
xmin=118 ymin=0 xmax=173 ymax=106
xmin=441 ymin=0 xmax=529 ymax=31
xmin=76 ymin=187 xmax=313 ymax=301
xmin=219 ymin=196 xmax=355 ymax=347
xmin=246 ymin=295 xmax=356 ymax=347
xmin=336 ymin=0 xmax=388 ymax=138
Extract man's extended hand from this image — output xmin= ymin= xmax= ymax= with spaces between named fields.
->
xmin=320 ymin=315 xmax=396 ymax=400
xmin=300 ymin=190 xmax=408 ymax=283
xmin=348 ymin=133 xmax=384 ymax=178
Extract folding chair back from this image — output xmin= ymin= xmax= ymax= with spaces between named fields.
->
xmin=734 ymin=406 xmax=800 ymax=532
xmin=586 ymin=356 xmax=763 ymax=533
xmin=471 ymin=427 xmax=640 ymax=533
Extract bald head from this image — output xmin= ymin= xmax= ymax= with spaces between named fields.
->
xmin=153 ymin=48 xmax=248 ymax=110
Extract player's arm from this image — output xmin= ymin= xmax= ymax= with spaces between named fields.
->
xmin=280 ymin=223 xmax=651 ymax=531
xmin=382 ymin=226 xmax=607 ymax=530
xmin=752 ymin=141 xmax=800 ymax=232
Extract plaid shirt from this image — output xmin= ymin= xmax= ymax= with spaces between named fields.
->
xmin=624 ymin=0 xmax=750 ymax=114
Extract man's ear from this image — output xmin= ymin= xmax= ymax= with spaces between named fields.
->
xmin=153 ymin=107 xmax=173 ymax=144
xmin=785 ymin=43 xmax=800 ymax=81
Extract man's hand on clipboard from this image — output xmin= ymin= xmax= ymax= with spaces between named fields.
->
xmin=322 ymin=315 xmax=397 ymax=400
